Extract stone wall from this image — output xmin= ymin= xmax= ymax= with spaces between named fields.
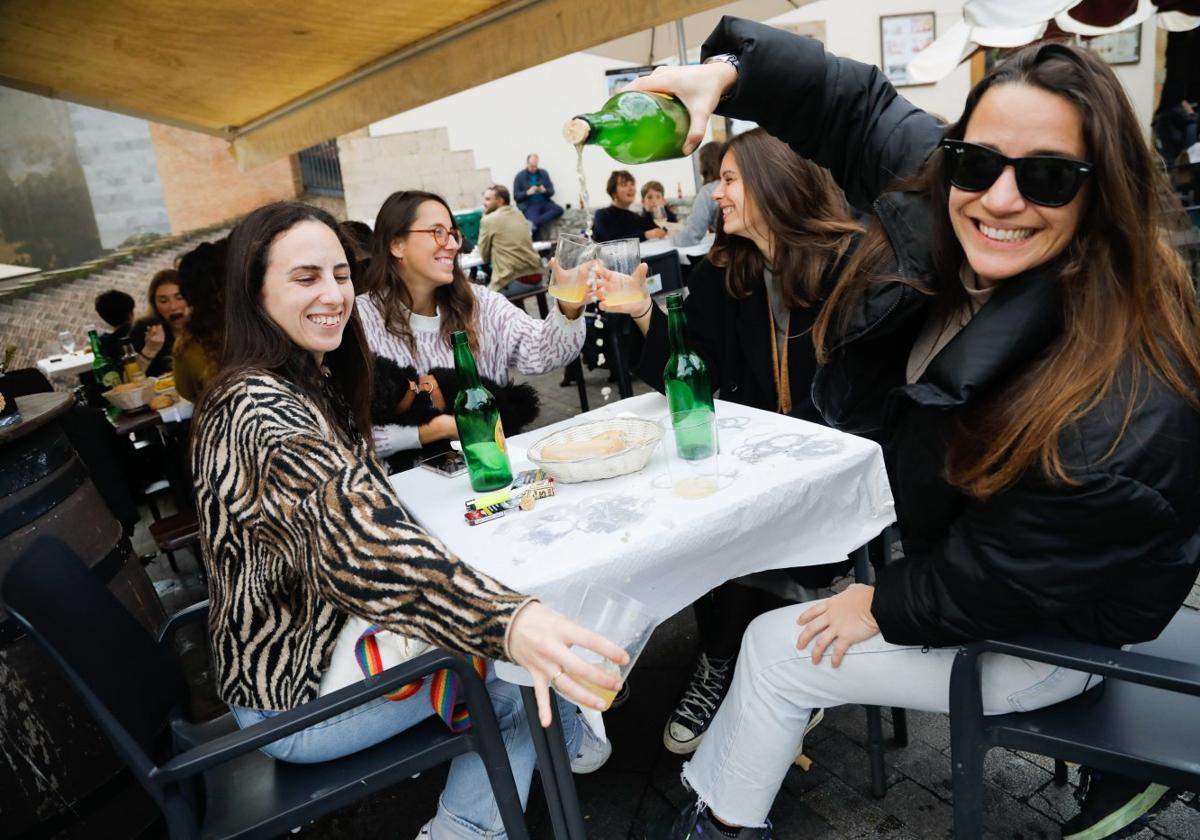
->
xmin=338 ymin=128 xmax=493 ymax=223
xmin=150 ymin=124 xmax=301 ymax=234
xmin=0 ymin=89 xmax=102 ymax=270
xmin=68 ymin=104 xmax=171 ymax=249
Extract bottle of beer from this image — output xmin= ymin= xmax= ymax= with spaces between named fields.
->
xmin=563 ymin=91 xmax=690 ymax=164
xmin=87 ymin=329 xmax=122 ymax=390
xmin=121 ymin=342 xmax=145 ymax=383
xmin=451 ymin=331 xmax=512 ymax=492
xmin=662 ymin=293 xmax=716 ymax=459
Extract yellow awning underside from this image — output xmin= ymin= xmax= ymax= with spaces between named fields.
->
xmin=0 ymin=0 xmax=731 ymax=169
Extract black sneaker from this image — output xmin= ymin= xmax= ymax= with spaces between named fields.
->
xmin=663 ymin=653 xmax=733 ymax=754
xmin=1061 ymin=768 xmax=1171 ymax=840
xmin=647 ymin=800 xmax=771 ymax=840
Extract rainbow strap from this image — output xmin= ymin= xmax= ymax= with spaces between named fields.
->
xmin=354 ymin=624 xmax=487 ymax=733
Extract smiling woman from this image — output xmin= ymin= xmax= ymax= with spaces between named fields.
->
xmin=189 ymin=200 xmax=626 ymax=838
xmin=359 ymin=190 xmax=587 ymax=471
xmin=618 ymin=17 xmax=1200 ymax=840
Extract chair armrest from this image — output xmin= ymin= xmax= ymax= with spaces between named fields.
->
xmin=157 ymin=600 xmax=210 ymax=646
xmin=955 ymin=635 xmax=1200 ymax=698
xmin=151 ymin=648 xmax=480 ymax=783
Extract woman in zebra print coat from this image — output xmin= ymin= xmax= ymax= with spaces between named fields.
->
xmin=192 ymin=201 xmax=625 ymax=839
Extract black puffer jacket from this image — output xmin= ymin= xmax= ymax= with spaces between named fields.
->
xmin=704 ymin=17 xmax=1200 ymax=648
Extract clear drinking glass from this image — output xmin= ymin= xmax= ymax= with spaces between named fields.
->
xmin=664 ymin=408 xmax=720 ymax=499
xmin=549 ymin=233 xmax=599 ymax=305
xmin=558 ymin=583 xmax=658 ymax=711
xmin=58 ymin=331 xmax=76 ymax=355
xmin=598 ymin=238 xmax=646 ymax=307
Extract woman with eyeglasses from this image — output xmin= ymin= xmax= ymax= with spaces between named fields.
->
xmin=629 ymin=19 xmax=1200 ymax=840
xmin=360 ymin=190 xmax=586 ymax=467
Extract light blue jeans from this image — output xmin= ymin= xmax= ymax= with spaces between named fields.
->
xmin=231 ymin=664 xmax=582 ymax=839
xmin=683 ymin=601 xmax=1097 ymax=828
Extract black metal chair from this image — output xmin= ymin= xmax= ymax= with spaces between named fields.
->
xmin=850 ymin=529 xmax=910 ymax=798
xmin=949 ymin=608 xmax=1200 ymax=838
xmin=1 ymin=536 xmax=531 ymax=840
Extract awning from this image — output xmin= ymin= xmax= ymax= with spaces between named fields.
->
xmin=0 ymin=0 xmax=735 ymax=170
xmin=906 ymin=0 xmax=1200 ymax=83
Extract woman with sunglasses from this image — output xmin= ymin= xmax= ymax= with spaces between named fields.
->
xmin=360 ymin=190 xmax=586 ymax=466
xmin=629 ymin=18 xmax=1200 ymax=840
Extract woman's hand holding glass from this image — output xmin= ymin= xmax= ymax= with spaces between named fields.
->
xmin=596 ymin=262 xmax=652 ymax=311
xmin=547 ymin=255 xmax=598 ymax=319
xmin=795 ymin=584 xmax=880 ymax=668
xmin=507 ymin=601 xmax=629 ymax=726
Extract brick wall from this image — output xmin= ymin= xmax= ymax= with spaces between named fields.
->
xmin=150 ymin=124 xmax=301 ymax=234
xmin=0 ymin=235 xmax=227 ymax=380
xmin=339 ymin=128 xmax=493 ymax=223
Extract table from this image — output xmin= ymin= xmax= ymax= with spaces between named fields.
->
xmin=460 ymin=239 xmax=554 ymax=272
xmin=36 ymin=352 xmax=94 ymax=381
xmin=389 ymin=393 xmax=895 ymax=838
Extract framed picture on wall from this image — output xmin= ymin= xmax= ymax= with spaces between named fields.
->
xmin=880 ymin=12 xmax=937 ymax=86
xmin=1087 ymin=25 xmax=1141 ymax=65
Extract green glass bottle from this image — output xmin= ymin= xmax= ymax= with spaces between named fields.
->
xmin=451 ymin=331 xmax=512 ymax=492
xmin=87 ymin=329 xmax=122 ymax=390
xmin=563 ymin=91 xmax=690 ymax=164
xmin=662 ymin=294 xmax=716 ymax=460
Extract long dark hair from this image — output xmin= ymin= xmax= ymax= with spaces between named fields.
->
xmin=362 ymin=190 xmax=479 ymax=356
xmin=177 ymin=239 xmax=228 ymax=365
xmin=815 ymin=41 xmax=1200 ymax=499
xmin=708 ymin=128 xmax=860 ymax=310
xmin=198 ymin=201 xmax=372 ymax=443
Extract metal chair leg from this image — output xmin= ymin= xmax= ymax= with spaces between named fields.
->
xmin=892 ymin=708 xmax=909 ymax=747
xmin=1054 ymin=758 xmax=1068 ymax=786
xmin=521 ymin=687 xmax=570 ymax=840
xmin=950 ymin=646 xmax=987 ymax=838
xmin=866 ymin=705 xmax=888 ymax=798
xmin=569 ymin=358 xmax=588 ymax=413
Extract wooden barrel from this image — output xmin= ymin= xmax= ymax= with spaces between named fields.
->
xmin=0 ymin=392 xmax=165 ymax=836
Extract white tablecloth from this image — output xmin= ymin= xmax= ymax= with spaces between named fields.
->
xmin=460 ymin=239 xmax=554 ymax=271
xmin=36 ymin=352 xmax=94 ymax=379
xmin=389 ymin=392 xmax=894 ymax=623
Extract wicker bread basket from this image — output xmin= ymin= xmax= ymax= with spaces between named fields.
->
xmin=527 ymin=417 xmax=663 ymax=483
xmin=102 ymin=378 xmax=156 ymax=411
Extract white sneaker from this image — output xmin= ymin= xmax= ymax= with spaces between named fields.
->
xmin=570 ymin=713 xmax=612 ymax=774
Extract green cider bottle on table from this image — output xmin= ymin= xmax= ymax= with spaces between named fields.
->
xmin=86 ymin=329 xmax=122 ymax=390
xmin=562 ymin=91 xmax=690 ymax=164
xmin=451 ymin=331 xmax=513 ymax=492
xmin=662 ymin=293 xmax=716 ymax=460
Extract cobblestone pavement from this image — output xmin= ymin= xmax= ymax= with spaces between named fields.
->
xmin=137 ymin=360 xmax=1200 ymax=840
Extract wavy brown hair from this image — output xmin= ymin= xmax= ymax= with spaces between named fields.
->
xmin=814 ymin=41 xmax=1200 ymax=500
xmin=142 ymin=269 xmax=181 ymax=326
xmin=362 ymin=190 xmax=479 ymax=356
xmin=197 ymin=202 xmax=372 ymax=444
xmin=708 ymin=128 xmax=860 ymax=310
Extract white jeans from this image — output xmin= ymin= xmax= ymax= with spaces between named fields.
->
xmin=683 ymin=601 xmax=1097 ymax=828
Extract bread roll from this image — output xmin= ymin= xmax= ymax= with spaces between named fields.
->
xmin=540 ymin=430 xmax=628 ymax=461
xmin=149 ymin=394 xmax=176 ymax=411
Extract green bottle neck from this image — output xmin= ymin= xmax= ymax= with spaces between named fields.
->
xmin=666 ymin=300 xmax=689 ymax=355
xmin=87 ymin=330 xmax=103 ymax=357
xmin=451 ymin=332 xmax=482 ymax=387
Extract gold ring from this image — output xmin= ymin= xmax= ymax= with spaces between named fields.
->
xmin=550 ymin=667 xmax=565 ymax=688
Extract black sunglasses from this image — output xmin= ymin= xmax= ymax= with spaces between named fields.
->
xmin=942 ymin=140 xmax=1093 ymax=208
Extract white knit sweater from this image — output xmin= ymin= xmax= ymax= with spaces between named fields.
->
xmin=357 ymin=285 xmax=585 ymax=452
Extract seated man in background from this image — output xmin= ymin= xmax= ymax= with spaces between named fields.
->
xmin=93 ymin=289 xmax=136 ymax=362
xmin=513 ymin=153 xmax=564 ymax=237
xmin=479 ymin=184 xmax=546 ymax=301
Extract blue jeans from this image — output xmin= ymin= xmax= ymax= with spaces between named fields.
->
xmin=231 ymin=665 xmax=582 ymax=839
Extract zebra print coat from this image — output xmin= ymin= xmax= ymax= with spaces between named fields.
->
xmin=192 ymin=372 xmax=531 ymax=711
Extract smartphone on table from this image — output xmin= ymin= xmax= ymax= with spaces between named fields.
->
xmin=421 ymin=449 xmax=467 ymax=478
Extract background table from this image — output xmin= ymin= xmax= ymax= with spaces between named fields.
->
xmin=36 ymin=352 xmax=94 ymax=381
